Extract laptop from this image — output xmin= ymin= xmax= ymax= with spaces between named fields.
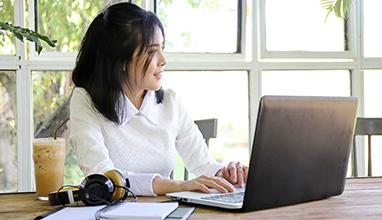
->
xmin=166 ymin=96 xmax=358 ymax=212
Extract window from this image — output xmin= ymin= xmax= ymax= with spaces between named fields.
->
xmin=363 ymin=1 xmax=382 ymax=57
xmin=156 ymin=0 xmax=240 ymax=53
xmin=262 ymin=70 xmax=350 ymax=96
xmin=264 ymin=0 xmax=345 ymax=52
xmin=0 ymin=0 xmax=15 ymax=55
xmin=364 ymin=70 xmax=382 ymax=117
xmin=0 ymin=71 xmax=17 ymax=192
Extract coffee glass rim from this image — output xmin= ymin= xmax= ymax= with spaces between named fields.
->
xmin=33 ymin=137 xmax=65 ymax=144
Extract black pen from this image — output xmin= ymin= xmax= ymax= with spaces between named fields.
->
xmin=34 ymin=206 xmax=65 ymax=220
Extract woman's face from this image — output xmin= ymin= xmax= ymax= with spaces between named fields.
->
xmin=127 ymin=26 xmax=166 ymax=93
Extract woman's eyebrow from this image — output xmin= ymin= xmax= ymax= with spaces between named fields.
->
xmin=148 ymin=44 xmax=160 ymax=48
xmin=148 ymin=42 xmax=165 ymax=48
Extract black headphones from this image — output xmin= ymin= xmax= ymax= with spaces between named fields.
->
xmin=48 ymin=170 xmax=134 ymax=206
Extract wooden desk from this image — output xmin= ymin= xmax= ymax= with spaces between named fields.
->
xmin=1 ymin=178 xmax=382 ymax=219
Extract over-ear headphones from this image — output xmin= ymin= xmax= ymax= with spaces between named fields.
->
xmin=48 ymin=170 xmax=134 ymax=206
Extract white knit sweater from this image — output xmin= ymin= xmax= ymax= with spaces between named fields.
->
xmin=68 ymin=87 xmax=222 ymax=195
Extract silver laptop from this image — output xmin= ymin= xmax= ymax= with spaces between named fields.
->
xmin=167 ymin=96 xmax=358 ymax=212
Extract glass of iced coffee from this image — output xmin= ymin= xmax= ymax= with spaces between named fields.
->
xmin=33 ymin=137 xmax=65 ymax=200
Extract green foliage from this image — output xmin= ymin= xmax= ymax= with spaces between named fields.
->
xmin=321 ymin=0 xmax=353 ymax=19
xmin=0 ymin=21 xmax=57 ymax=54
xmin=32 ymin=71 xmax=71 ymax=128
xmin=0 ymin=0 xmax=14 ymax=52
xmin=187 ymin=0 xmax=202 ymax=8
xmin=38 ymin=0 xmax=102 ymax=52
xmin=64 ymin=149 xmax=84 ymax=185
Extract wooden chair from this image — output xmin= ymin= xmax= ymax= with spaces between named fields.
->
xmin=352 ymin=118 xmax=382 ymax=177
xmin=170 ymin=118 xmax=218 ymax=180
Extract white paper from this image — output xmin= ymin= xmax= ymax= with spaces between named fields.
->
xmin=43 ymin=205 xmax=106 ymax=220
xmin=101 ymin=202 xmax=178 ymax=220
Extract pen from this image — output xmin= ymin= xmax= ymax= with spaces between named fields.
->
xmin=34 ymin=206 xmax=65 ymax=220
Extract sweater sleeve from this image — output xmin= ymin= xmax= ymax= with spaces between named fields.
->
xmin=173 ymin=92 xmax=223 ymax=177
xmin=68 ymin=88 xmax=115 ymax=175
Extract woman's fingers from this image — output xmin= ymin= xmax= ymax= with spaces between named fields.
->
xmin=236 ymin=162 xmax=245 ymax=187
xmin=222 ymin=161 xmax=249 ymax=187
xmin=186 ymin=175 xmax=235 ymax=193
xmin=243 ymin=166 xmax=249 ymax=183
xmin=227 ymin=161 xmax=237 ymax=183
xmin=194 ymin=182 xmax=210 ymax=193
xmin=210 ymin=176 xmax=235 ymax=192
xmin=200 ymin=178 xmax=228 ymax=193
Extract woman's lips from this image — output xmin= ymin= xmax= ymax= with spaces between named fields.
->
xmin=154 ymin=72 xmax=162 ymax=80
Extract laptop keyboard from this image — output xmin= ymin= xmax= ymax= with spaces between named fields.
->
xmin=201 ymin=192 xmax=244 ymax=204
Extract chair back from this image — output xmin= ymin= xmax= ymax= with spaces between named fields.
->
xmin=183 ymin=118 xmax=218 ymax=180
xmin=354 ymin=118 xmax=382 ymax=135
xmin=170 ymin=118 xmax=218 ymax=180
xmin=194 ymin=118 xmax=218 ymax=146
xmin=352 ymin=118 xmax=382 ymax=177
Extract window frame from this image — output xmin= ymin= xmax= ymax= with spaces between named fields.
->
xmin=258 ymin=0 xmax=356 ymax=59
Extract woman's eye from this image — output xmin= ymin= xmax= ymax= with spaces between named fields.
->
xmin=149 ymin=50 xmax=157 ymax=55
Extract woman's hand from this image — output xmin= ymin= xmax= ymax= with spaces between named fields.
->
xmin=180 ymin=175 xmax=235 ymax=193
xmin=216 ymin=161 xmax=249 ymax=187
xmin=152 ymin=175 xmax=235 ymax=195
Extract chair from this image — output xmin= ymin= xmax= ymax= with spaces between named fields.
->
xmin=184 ymin=118 xmax=218 ymax=180
xmin=352 ymin=118 xmax=382 ymax=177
xmin=170 ymin=118 xmax=218 ymax=180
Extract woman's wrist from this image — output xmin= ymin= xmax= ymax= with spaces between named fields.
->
xmin=152 ymin=176 xmax=185 ymax=195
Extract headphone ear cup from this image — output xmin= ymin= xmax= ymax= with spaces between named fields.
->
xmin=80 ymin=174 xmax=114 ymax=206
xmin=104 ymin=170 xmax=126 ymax=201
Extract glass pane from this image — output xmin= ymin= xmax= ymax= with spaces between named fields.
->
xmin=0 ymin=0 xmax=16 ymax=55
xmin=363 ymin=70 xmax=382 ymax=176
xmin=265 ymin=0 xmax=345 ymax=52
xmin=156 ymin=0 xmax=238 ymax=53
xmin=364 ymin=70 xmax=382 ymax=117
xmin=32 ymin=71 xmax=84 ymax=185
xmin=162 ymin=71 xmax=249 ymax=179
xmin=135 ymin=0 xmax=142 ymax=6
xmin=37 ymin=0 xmax=103 ymax=52
xmin=364 ymin=1 xmax=382 ymax=57
xmin=0 ymin=71 xmax=17 ymax=192
xmin=262 ymin=70 xmax=350 ymax=96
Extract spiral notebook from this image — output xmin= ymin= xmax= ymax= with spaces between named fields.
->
xmin=99 ymin=202 xmax=178 ymax=220
xmin=38 ymin=202 xmax=180 ymax=220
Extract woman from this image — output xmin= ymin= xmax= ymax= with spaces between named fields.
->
xmin=69 ymin=2 xmax=248 ymax=196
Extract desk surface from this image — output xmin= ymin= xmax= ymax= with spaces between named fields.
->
xmin=1 ymin=178 xmax=382 ymax=220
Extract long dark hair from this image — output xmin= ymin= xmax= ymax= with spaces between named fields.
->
xmin=72 ymin=2 xmax=164 ymax=124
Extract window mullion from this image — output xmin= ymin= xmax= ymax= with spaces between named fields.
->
xmin=352 ymin=0 xmax=366 ymax=177
xmin=15 ymin=0 xmax=33 ymax=192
